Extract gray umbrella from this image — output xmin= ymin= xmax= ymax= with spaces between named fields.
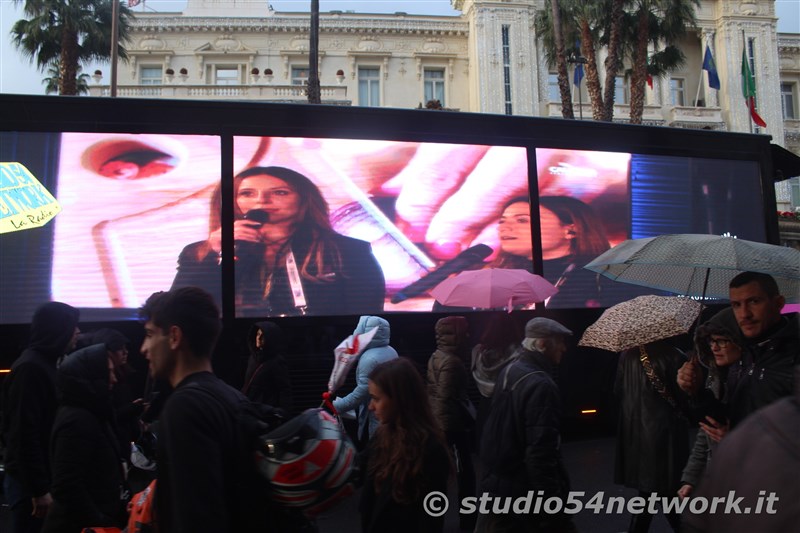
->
xmin=584 ymin=234 xmax=800 ymax=303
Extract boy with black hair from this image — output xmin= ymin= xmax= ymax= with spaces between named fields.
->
xmin=139 ymin=287 xmax=270 ymax=532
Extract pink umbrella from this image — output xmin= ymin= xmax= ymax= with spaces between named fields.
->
xmin=782 ymin=303 xmax=800 ymax=315
xmin=430 ymin=268 xmax=558 ymax=310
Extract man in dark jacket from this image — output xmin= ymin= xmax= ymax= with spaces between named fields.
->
xmin=44 ymin=344 xmax=127 ymax=533
xmin=678 ymin=272 xmax=800 ymax=427
xmin=241 ymin=321 xmax=293 ymax=412
xmin=139 ymin=287 xmax=271 ymax=533
xmin=1 ymin=302 xmax=80 ymax=533
xmin=477 ymin=317 xmax=575 ymax=532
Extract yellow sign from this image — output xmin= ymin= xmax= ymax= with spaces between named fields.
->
xmin=0 ymin=162 xmax=62 ymax=234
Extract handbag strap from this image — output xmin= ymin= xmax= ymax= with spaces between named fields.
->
xmin=638 ymin=345 xmax=684 ymax=418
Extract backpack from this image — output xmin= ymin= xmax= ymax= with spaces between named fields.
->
xmin=478 ymin=362 xmax=543 ymax=475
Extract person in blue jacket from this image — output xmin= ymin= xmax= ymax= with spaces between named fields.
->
xmin=332 ymin=315 xmax=398 ymax=447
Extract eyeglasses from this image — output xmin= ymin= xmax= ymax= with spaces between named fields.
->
xmin=708 ymin=338 xmax=732 ymax=349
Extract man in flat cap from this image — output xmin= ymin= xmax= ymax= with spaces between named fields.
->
xmin=476 ymin=317 xmax=576 ymax=532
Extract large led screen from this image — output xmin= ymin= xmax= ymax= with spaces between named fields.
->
xmin=535 ymin=148 xmax=768 ymax=309
xmin=0 ymin=131 xmax=222 ymax=324
xmin=218 ymin=137 xmax=530 ymax=316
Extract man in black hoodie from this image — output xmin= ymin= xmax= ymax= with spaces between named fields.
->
xmin=2 ymin=302 xmax=80 ymax=533
xmin=241 ymin=321 xmax=293 ymax=412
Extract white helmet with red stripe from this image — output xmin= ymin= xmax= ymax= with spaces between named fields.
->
xmin=254 ymin=408 xmax=357 ymax=516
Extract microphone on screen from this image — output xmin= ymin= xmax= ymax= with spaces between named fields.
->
xmin=390 ymin=244 xmax=493 ymax=303
xmin=234 ymin=209 xmax=270 ymax=261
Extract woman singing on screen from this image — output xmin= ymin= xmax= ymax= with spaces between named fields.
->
xmin=489 ymin=195 xmax=612 ymax=307
xmin=171 ymin=166 xmax=385 ymax=316
xmin=537 ymin=195 xmax=612 ymax=308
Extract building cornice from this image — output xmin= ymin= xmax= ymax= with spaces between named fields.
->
xmin=132 ymin=15 xmax=469 ymax=37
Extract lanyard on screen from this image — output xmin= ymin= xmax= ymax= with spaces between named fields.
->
xmin=285 ymin=249 xmax=308 ymax=313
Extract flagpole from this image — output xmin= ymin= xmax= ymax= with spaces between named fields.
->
xmin=110 ymin=0 xmax=119 ymax=97
xmin=742 ymin=31 xmax=751 ymax=133
xmin=693 ymin=71 xmax=703 ymax=108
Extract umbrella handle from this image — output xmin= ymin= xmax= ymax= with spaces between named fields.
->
xmin=321 ymin=391 xmax=338 ymax=415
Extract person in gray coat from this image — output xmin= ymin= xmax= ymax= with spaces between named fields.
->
xmin=333 ymin=316 xmax=398 ymax=446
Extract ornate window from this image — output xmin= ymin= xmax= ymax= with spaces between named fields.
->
xmin=140 ymin=66 xmax=163 ymax=85
xmin=424 ymin=68 xmax=445 ymax=106
xmin=358 ymin=67 xmax=380 ymax=107
xmin=669 ymin=78 xmax=685 ymax=107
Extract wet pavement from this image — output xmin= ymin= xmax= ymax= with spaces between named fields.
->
xmin=0 ymin=436 xmax=675 ymax=533
xmin=316 ymin=435 xmax=675 ymax=533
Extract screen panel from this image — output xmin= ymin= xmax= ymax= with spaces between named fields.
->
xmin=535 ymin=147 xmax=768 ymax=309
xmin=0 ymin=132 xmax=222 ymax=324
xmin=224 ymin=137 xmax=531 ymax=316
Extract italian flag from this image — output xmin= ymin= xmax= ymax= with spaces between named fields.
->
xmin=741 ymin=50 xmax=766 ymax=128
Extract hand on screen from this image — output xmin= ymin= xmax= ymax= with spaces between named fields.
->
xmin=389 ymin=144 xmax=529 ymax=260
xmin=207 ymin=220 xmax=263 ymax=254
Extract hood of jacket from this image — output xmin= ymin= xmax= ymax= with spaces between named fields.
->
xmin=435 ymin=316 xmax=469 ymax=356
xmin=27 ymin=302 xmax=80 ymax=363
xmin=353 ymin=315 xmax=390 ymax=350
xmin=57 ymin=343 xmax=112 ymax=416
xmin=694 ymin=307 xmax=744 ymax=368
xmin=248 ymin=321 xmax=286 ymax=362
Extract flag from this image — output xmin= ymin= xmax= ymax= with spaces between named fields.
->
xmin=128 ymin=0 xmax=142 ymax=6
xmin=573 ymin=62 xmax=584 ymax=87
xmin=646 ymin=73 xmax=653 ymax=90
xmin=741 ymin=49 xmax=766 ymax=127
xmin=702 ymin=46 xmax=720 ymax=90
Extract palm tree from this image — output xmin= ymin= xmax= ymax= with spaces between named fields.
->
xmin=535 ymin=0 xmax=579 ymax=119
xmin=43 ymin=63 xmax=90 ymax=95
xmin=10 ymin=0 xmax=133 ymax=96
xmin=537 ymin=0 xmax=625 ymax=122
xmin=599 ymin=0 xmax=626 ymax=121
xmin=626 ymin=0 xmax=698 ymax=124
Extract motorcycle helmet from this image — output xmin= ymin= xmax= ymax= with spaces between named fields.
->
xmin=254 ymin=408 xmax=357 ymax=516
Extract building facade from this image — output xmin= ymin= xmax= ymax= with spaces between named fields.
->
xmin=89 ymin=0 xmax=800 ymax=209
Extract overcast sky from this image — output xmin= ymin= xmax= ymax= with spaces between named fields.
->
xmin=1 ymin=0 xmax=798 ymax=95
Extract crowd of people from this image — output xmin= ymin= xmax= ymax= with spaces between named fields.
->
xmin=0 ymin=270 xmax=797 ymax=532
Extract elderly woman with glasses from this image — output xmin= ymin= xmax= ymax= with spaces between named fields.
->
xmin=677 ymin=307 xmax=744 ymax=500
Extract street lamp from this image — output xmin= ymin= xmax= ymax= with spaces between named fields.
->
xmin=567 ymin=53 xmax=587 ymax=120
xmin=307 ymin=0 xmax=321 ymax=104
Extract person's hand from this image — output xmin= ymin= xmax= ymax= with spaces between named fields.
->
xmin=699 ymin=416 xmax=729 ymax=443
xmin=677 ymin=356 xmax=702 ymax=396
xmin=207 ymin=220 xmax=263 ymax=254
xmin=388 ymin=144 xmax=529 ymax=260
xmin=31 ymin=492 xmax=52 ymax=519
xmin=677 ymin=484 xmax=693 ymax=499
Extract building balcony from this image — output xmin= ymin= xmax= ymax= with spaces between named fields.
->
xmin=86 ymin=83 xmax=350 ymax=104
xmin=664 ymin=105 xmax=725 ymax=129
xmin=784 ymin=119 xmax=800 ymax=146
xmin=544 ymin=102 xmax=665 ymax=125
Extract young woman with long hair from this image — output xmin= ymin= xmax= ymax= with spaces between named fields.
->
xmin=171 ymin=166 xmax=385 ymax=316
xmin=361 ymin=357 xmax=451 ymax=533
